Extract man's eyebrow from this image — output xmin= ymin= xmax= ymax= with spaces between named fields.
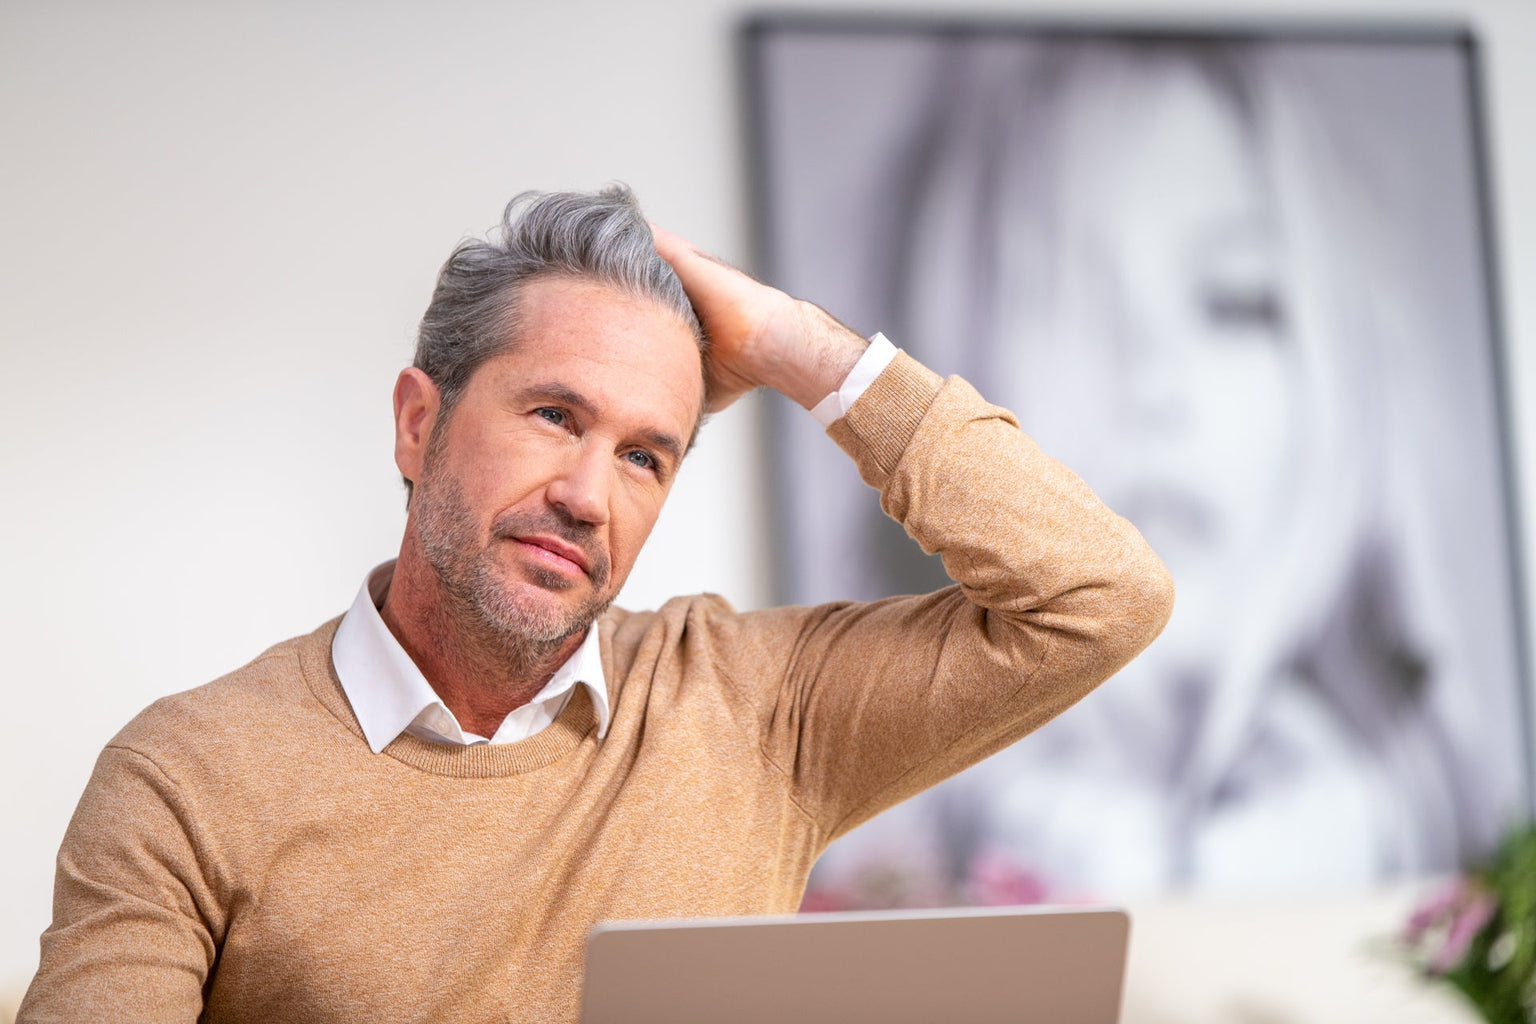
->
xmin=635 ymin=427 xmax=686 ymax=466
xmin=517 ymin=381 xmax=596 ymax=417
xmin=516 ymin=381 xmax=687 ymax=466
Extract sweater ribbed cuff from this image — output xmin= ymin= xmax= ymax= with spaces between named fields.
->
xmin=826 ymin=350 xmax=944 ymax=490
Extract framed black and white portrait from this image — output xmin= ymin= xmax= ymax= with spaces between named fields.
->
xmin=744 ymin=17 xmax=1530 ymax=902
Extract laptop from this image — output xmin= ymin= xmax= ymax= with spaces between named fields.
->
xmin=581 ymin=904 xmax=1130 ymax=1023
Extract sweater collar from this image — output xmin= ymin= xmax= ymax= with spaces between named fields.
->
xmin=331 ymin=561 xmax=611 ymax=754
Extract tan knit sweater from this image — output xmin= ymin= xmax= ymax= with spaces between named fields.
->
xmin=20 ymin=354 xmax=1172 ymax=1023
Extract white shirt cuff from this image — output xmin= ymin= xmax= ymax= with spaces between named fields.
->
xmin=809 ymin=333 xmax=898 ymax=427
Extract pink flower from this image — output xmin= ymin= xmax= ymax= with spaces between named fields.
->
xmin=798 ymin=887 xmax=854 ymax=913
xmin=1404 ymin=881 xmax=1469 ymax=944
xmin=1430 ymin=891 xmax=1496 ymax=974
xmin=963 ymin=850 xmax=1050 ymax=907
xmin=1403 ymin=879 xmax=1498 ymax=976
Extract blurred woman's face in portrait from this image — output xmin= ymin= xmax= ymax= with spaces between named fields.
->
xmin=1023 ymin=62 xmax=1303 ymax=664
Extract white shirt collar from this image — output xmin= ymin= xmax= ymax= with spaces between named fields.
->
xmin=331 ymin=561 xmax=610 ymax=753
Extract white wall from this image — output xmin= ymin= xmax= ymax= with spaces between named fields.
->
xmin=2 ymin=0 xmax=1533 ymax=1003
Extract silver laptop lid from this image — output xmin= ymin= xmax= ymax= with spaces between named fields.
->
xmin=582 ymin=904 xmax=1130 ymax=1024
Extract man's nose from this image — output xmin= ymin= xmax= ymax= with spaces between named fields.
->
xmin=545 ymin=444 xmax=611 ymax=526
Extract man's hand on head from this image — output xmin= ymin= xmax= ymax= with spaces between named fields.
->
xmin=650 ymin=224 xmax=869 ymax=413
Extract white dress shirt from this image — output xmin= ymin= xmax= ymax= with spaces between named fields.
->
xmin=332 ymin=334 xmax=896 ymax=751
xmin=332 ymin=562 xmax=611 ymax=753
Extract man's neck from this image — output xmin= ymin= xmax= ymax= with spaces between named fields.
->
xmin=379 ymin=539 xmax=585 ymax=739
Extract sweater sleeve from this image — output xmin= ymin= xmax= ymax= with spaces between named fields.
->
xmin=18 ymin=744 xmax=218 ymax=1023
xmin=719 ymin=351 xmax=1174 ymax=842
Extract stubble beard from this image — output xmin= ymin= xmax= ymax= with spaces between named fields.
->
xmin=411 ymin=454 xmax=615 ymax=660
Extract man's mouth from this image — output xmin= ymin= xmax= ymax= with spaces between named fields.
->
xmin=513 ymin=534 xmax=592 ymax=576
xmin=490 ymin=508 xmax=611 ymax=587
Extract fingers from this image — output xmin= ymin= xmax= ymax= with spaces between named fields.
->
xmin=649 ymin=222 xmax=721 ymax=282
xmin=647 ymin=221 xmax=689 ymax=265
xmin=651 ymin=222 xmax=750 ymax=301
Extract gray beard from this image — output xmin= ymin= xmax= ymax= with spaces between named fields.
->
xmin=411 ymin=464 xmax=614 ymax=663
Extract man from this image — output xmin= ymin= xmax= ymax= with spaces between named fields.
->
xmin=20 ymin=186 xmax=1173 ymax=1022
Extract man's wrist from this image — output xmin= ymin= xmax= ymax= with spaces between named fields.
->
xmin=753 ymin=300 xmax=870 ymax=410
xmin=810 ymin=333 xmax=898 ymax=427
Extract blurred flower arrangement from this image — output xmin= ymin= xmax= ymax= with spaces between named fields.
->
xmin=800 ymin=849 xmax=1052 ymax=913
xmin=1400 ymin=823 xmax=1536 ymax=1023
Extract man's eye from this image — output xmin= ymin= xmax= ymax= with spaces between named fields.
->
xmin=535 ymin=408 xmax=566 ymax=426
xmin=625 ymin=450 xmax=656 ymax=471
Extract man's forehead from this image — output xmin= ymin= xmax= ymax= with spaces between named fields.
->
xmin=508 ymin=276 xmax=707 ymax=428
xmin=517 ymin=273 xmax=694 ymax=334
xmin=476 ymin=277 xmax=706 ymax=445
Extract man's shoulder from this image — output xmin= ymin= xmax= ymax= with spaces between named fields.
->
xmin=108 ymin=617 xmax=349 ymax=769
xmin=601 ymin=592 xmax=832 ymax=668
xmin=602 ymin=591 xmax=779 ymax=639
xmin=603 ymin=591 xmax=731 ymax=627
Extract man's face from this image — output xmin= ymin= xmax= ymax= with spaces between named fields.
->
xmin=408 ymin=275 xmax=703 ymax=646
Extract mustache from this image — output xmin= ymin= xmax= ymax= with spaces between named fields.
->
xmin=491 ymin=507 xmax=611 ymax=587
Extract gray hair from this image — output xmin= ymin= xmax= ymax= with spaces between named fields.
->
xmin=416 ymin=184 xmax=704 ymax=409
xmin=406 ymin=185 xmax=707 ymax=502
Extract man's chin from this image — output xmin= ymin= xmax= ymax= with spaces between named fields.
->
xmin=473 ymin=580 xmax=611 ymax=647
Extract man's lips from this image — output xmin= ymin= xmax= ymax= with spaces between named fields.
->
xmin=512 ymin=534 xmax=591 ymax=575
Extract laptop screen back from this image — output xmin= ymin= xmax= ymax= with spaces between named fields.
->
xmin=582 ymin=904 xmax=1130 ymax=1023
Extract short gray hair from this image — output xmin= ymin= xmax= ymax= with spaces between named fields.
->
xmin=415 ymin=184 xmax=704 ymax=411
xmin=405 ymin=185 xmax=706 ymax=502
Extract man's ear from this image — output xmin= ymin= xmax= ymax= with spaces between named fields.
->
xmin=394 ymin=367 xmax=441 ymax=489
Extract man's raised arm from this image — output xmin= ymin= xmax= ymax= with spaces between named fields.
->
xmin=653 ymin=224 xmax=1176 ymax=841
